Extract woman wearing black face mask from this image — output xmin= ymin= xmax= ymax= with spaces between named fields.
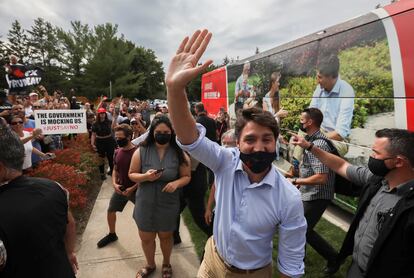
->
xmin=129 ymin=116 xmax=191 ymax=278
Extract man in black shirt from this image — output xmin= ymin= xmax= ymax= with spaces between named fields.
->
xmin=194 ymin=102 xmax=217 ymax=142
xmin=173 ymin=102 xmax=215 ymax=244
xmin=0 ymin=117 xmax=78 ymax=278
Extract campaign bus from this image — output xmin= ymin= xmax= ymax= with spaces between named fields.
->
xmin=201 ymin=0 xmax=414 ymax=211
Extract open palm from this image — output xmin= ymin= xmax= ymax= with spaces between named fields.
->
xmin=166 ymin=29 xmax=213 ymax=90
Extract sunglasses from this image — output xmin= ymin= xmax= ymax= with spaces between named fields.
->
xmin=11 ymin=121 xmax=23 ymax=126
xmin=131 ymin=122 xmax=138 ymax=125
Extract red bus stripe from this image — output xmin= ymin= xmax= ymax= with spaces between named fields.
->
xmin=385 ymin=2 xmax=414 ymax=130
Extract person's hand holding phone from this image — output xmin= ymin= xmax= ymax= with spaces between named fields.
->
xmin=113 ymin=183 xmax=123 ymax=194
xmin=145 ymin=169 xmax=163 ymax=182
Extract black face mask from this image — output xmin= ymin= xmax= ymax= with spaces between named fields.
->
xmin=155 ymin=133 xmax=171 ymax=145
xmin=240 ymin=151 xmax=276 ymax=174
xmin=368 ymin=156 xmax=395 ymax=177
xmin=116 ymin=138 xmax=129 ymax=148
xmin=299 ymin=122 xmax=307 ymax=133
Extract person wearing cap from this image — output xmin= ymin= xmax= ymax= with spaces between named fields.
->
xmin=24 ymin=91 xmax=39 ymax=118
xmin=91 ymin=107 xmax=116 ymax=180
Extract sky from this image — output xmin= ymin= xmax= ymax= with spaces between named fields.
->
xmin=0 ymin=0 xmax=392 ymax=69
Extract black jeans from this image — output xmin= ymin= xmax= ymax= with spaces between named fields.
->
xmin=96 ymin=137 xmax=115 ymax=175
xmin=303 ymin=199 xmax=338 ymax=264
xmin=175 ymin=163 xmax=213 ymax=237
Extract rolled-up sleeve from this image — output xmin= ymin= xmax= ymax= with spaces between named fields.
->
xmin=177 ymin=123 xmax=231 ymax=173
xmin=277 ymin=193 xmax=307 ymax=277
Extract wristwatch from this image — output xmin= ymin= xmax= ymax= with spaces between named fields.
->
xmin=306 ymin=142 xmax=314 ymax=151
xmin=292 ymin=178 xmax=298 ymax=185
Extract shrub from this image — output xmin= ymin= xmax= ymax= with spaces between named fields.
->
xmin=279 ymin=76 xmax=315 ymax=135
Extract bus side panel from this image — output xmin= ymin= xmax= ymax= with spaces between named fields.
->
xmin=386 ymin=7 xmax=414 ymax=130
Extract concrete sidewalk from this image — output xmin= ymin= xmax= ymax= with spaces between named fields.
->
xmin=77 ymin=179 xmax=200 ymax=278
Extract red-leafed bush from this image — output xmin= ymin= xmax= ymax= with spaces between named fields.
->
xmin=29 ymin=160 xmax=88 ymax=209
xmin=64 ymin=134 xmax=95 ymax=153
xmin=53 ymin=149 xmax=81 ymax=166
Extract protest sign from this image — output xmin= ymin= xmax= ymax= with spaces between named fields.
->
xmin=5 ymin=64 xmax=43 ymax=93
xmin=34 ymin=109 xmax=87 ymax=135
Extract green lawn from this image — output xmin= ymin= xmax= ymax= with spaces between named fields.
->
xmin=182 ymin=209 xmax=351 ymax=277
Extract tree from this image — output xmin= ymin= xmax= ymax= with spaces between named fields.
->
xmin=82 ymin=23 xmax=143 ymax=99
xmin=130 ymin=46 xmax=165 ymax=99
xmin=7 ymin=20 xmax=29 ymax=62
xmin=222 ymin=55 xmax=230 ymax=66
xmin=27 ymin=18 xmax=65 ymax=89
xmin=57 ymin=21 xmax=93 ymax=92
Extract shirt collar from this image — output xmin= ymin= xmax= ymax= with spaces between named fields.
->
xmin=321 ymin=78 xmax=341 ymax=95
xmin=382 ymin=179 xmax=414 ymax=196
xmin=305 ymin=129 xmax=323 ymax=141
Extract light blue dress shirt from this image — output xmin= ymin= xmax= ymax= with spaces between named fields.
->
xmin=177 ymin=124 xmax=307 ymax=277
xmin=309 ymin=78 xmax=355 ymax=138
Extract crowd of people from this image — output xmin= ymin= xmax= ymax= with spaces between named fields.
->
xmin=1 ymin=29 xmax=414 ymax=278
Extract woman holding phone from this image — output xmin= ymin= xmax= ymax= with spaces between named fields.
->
xmin=129 ymin=115 xmax=191 ymax=278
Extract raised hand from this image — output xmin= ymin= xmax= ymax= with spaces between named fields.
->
xmin=165 ymin=29 xmax=213 ymax=91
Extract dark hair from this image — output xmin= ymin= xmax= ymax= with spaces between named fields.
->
xmin=140 ymin=115 xmax=188 ymax=166
xmin=303 ymin=108 xmax=323 ymax=127
xmin=317 ymin=54 xmax=339 ymax=78
xmin=96 ymin=111 xmax=108 ymax=123
xmin=114 ymin=124 xmax=133 ymax=139
xmin=0 ymin=118 xmax=25 ymax=171
xmin=195 ymin=102 xmax=205 ymax=113
xmin=235 ymin=107 xmax=279 ymax=140
xmin=375 ymin=128 xmax=414 ymax=166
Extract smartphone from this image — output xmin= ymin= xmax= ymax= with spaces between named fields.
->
xmin=119 ymin=185 xmax=126 ymax=191
xmin=155 ymin=168 xmax=164 ymax=174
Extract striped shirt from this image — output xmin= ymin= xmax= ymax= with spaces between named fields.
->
xmin=299 ymin=130 xmax=335 ymax=201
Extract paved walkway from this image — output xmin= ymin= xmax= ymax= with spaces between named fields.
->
xmin=77 ymin=179 xmax=200 ymax=278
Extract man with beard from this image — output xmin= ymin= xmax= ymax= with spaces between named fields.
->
xmin=166 ymin=29 xmax=306 ymax=278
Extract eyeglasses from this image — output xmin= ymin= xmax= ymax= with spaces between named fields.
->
xmin=11 ymin=121 xmax=23 ymax=126
xmin=131 ymin=122 xmax=138 ymax=125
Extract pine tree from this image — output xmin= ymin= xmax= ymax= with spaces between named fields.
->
xmin=222 ymin=55 xmax=230 ymax=66
xmin=7 ymin=20 xmax=29 ymax=62
xmin=57 ymin=21 xmax=93 ymax=92
xmin=27 ymin=18 xmax=65 ymax=89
